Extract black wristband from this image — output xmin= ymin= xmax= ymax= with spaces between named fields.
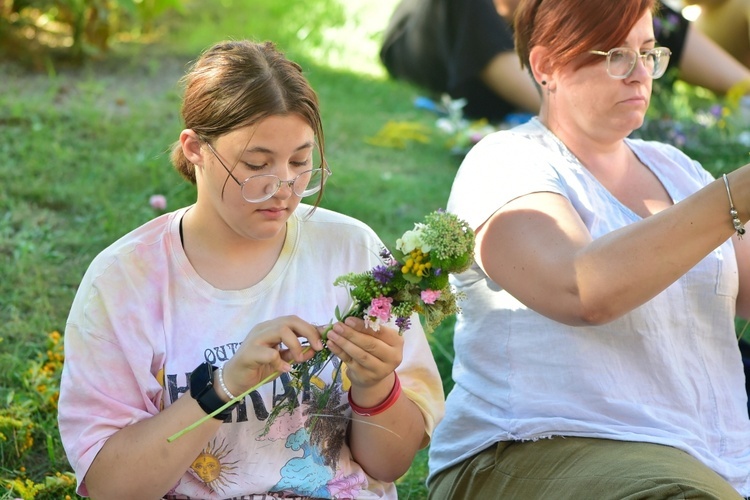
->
xmin=189 ymin=362 xmax=235 ymax=420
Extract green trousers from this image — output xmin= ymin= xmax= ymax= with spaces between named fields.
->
xmin=428 ymin=437 xmax=744 ymax=499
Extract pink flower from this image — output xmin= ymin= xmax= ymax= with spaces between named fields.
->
xmin=365 ymin=296 xmax=393 ymax=331
xmin=470 ymin=132 xmax=486 ymax=144
xmin=149 ymin=194 xmax=167 ymax=211
xmin=421 ymin=289 xmax=441 ymax=305
xmin=368 ymin=296 xmax=393 ymax=322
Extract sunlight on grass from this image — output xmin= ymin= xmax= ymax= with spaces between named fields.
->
xmin=170 ymin=0 xmax=399 ymax=78
xmin=299 ymin=0 xmax=399 ymax=78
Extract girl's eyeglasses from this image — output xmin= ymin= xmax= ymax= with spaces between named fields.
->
xmin=203 ymin=140 xmax=331 ymax=203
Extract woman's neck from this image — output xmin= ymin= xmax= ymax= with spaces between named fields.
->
xmin=180 ymin=207 xmax=287 ymax=290
xmin=538 ymin=119 xmax=672 ymax=217
xmin=539 ymin=116 xmax=628 ymax=173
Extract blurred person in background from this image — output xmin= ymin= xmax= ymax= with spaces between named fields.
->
xmin=380 ymin=0 xmax=750 ymax=122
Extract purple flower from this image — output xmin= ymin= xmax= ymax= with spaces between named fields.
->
xmin=673 ymin=131 xmax=687 ymax=147
xmin=372 ymin=265 xmax=394 ymax=284
xmin=710 ymin=104 xmax=723 ymax=119
xmin=653 ymin=17 xmax=663 ymax=37
xmin=395 ymin=316 xmax=411 ymax=332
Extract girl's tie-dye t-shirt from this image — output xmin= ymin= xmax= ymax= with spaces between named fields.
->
xmin=59 ymin=204 xmax=444 ymax=499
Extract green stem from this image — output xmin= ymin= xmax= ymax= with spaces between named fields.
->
xmin=167 ymin=370 xmax=279 ymax=442
xmin=167 ymin=345 xmax=315 ymax=443
xmin=166 ymin=320 xmax=344 ymax=443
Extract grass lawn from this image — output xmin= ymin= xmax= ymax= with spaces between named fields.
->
xmin=1 ymin=0 xmax=748 ymax=498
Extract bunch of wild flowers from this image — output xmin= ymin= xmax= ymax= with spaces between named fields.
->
xmin=169 ymin=210 xmax=475 ymax=441
xmin=266 ymin=210 xmax=474 ymax=433
xmin=333 ymin=209 xmax=474 ymax=335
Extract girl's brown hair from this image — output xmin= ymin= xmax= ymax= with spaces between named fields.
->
xmin=514 ymin=0 xmax=657 ymax=76
xmin=171 ymin=40 xmax=326 ymax=202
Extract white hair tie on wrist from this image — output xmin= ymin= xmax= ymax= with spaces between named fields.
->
xmin=217 ymin=365 xmax=237 ymax=400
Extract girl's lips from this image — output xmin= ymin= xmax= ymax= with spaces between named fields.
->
xmin=257 ymin=206 xmax=288 ymax=218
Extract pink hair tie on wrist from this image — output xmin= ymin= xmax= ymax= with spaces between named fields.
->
xmin=348 ymin=373 xmax=402 ymax=417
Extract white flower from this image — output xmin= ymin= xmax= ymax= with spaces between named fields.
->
xmin=364 ymin=315 xmax=383 ymax=332
xmin=396 ymin=224 xmax=431 ymax=254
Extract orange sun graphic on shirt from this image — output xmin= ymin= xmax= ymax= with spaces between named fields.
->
xmin=190 ymin=438 xmax=240 ymax=493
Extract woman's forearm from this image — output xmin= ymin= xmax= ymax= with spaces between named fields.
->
xmin=348 ymin=392 xmax=426 ymax=483
xmin=84 ymin=394 xmax=222 ymax=499
xmin=481 ymin=171 xmax=750 ymax=326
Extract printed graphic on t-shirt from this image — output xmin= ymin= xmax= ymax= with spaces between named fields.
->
xmin=190 ymin=438 xmax=240 ymax=492
xmin=167 ymin=353 xmax=367 ymax=498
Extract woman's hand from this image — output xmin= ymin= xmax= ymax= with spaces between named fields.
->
xmin=325 ymin=316 xmax=403 ymax=397
xmin=221 ymin=315 xmax=324 ymax=398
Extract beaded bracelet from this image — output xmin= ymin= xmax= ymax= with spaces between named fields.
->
xmin=723 ymin=173 xmax=746 ymax=239
xmin=348 ymin=373 xmax=402 ymax=417
xmin=217 ymin=365 xmax=237 ymax=401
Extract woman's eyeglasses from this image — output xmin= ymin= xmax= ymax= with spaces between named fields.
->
xmin=589 ymin=46 xmax=672 ymax=80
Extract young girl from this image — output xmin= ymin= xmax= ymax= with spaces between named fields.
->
xmin=58 ymin=40 xmax=444 ymax=499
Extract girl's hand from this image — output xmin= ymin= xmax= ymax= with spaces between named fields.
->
xmin=325 ymin=316 xmax=403 ymax=389
xmin=222 ymin=315 xmax=324 ymax=397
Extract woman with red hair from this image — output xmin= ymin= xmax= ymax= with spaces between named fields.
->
xmin=428 ymin=0 xmax=750 ymax=497
xmin=380 ymin=0 xmax=750 ymax=123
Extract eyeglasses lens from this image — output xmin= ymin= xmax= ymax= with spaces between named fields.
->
xmin=241 ymin=168 xmax=326 ymax=203
xmin=608 ymin=48 xmax=669 ymax=79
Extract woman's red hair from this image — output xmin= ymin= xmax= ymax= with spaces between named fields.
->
xmin=514 ymin=0 xmax=658 ymax=74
